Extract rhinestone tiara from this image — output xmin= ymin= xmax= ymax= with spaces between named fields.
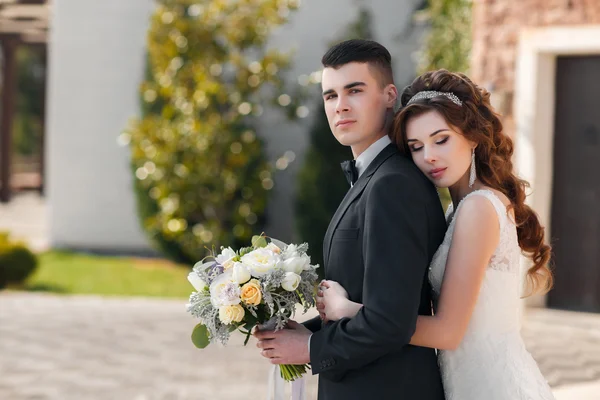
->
xmin=406 ymin=90 xmax=462 ymax=107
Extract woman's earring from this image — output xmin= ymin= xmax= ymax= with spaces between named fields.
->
xmin=469 ymin=148 xmax=477 ymax=188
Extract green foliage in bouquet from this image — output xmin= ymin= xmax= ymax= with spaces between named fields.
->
xmin=188 ymin=234 xmax=318 ymax=381
xmin=0 ymin=232 xmax=38 ymax=289
xmin=124 ymin=0 xmax=303 ymax=264
xmin=296 ymin=5 xmax=375 ymax=277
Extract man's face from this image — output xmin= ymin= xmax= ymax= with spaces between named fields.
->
xmin=321 ymin=62 xmax=396 ymax=156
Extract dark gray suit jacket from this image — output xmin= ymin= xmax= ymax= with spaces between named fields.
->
xmin=305 ymin=143 xmax=446 ymax=400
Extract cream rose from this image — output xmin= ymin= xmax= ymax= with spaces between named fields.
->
xmin=240 ymin=279 xmax=262 ymax=306
xmin=218 ymin=304 xmax=245 ymax=324
xmin=241 ymin=248 xmax=280 ymax=277
xmin=281 ymin=272 xmax=301 ymax=292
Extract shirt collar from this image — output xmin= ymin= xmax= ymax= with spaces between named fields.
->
xmin=355 ymin=135 xmax=392 ymax=178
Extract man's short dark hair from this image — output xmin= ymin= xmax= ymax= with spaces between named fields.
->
xmin=321 ymin=39 xmax=394 ymax=86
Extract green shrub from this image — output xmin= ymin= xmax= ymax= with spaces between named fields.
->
xmin=123 ymin=0 xmax=303 ymax=264
xmin=0 ymin=233 xmax=38 ymax=289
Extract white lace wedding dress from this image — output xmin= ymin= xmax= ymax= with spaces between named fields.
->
xmin=428 ymin=189 xmax=555 ymax=400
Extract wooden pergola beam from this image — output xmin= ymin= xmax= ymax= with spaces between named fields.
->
xmin=0 ymin=0 xmax=48 ymax=202
xmin=0 ymin=34 xmax=18 ymax=202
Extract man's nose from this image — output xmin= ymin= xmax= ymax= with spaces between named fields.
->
xmin=335 ymin=96 xmax=350 ymax=113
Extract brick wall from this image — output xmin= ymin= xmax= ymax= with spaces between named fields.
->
xmin=470 ymin=0 xmax=600 ymax=136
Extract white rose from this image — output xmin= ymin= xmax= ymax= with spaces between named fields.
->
xmin=282 ymin=254 xmax=310 ymax=274
xmin=187 ymin=272 xmax=207 ymax=292
xmin=281 ymin=272 xmax=301 ymax=292
xmin=209 ymin=270 xmax=241 ymax=306
xmin=241 ymin=248 xmax=280 ymax=277
xmin=216 ymin=247 xmax=237 ymax=270
xmin=232 ymin=262 xmax=251 ymax=284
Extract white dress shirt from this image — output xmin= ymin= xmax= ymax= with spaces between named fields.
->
xmin=354 ymin=134 xmax=392 ymax=180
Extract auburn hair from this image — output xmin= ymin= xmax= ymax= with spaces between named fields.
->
xmin=392 ymin=69 xmax=553 ymax=296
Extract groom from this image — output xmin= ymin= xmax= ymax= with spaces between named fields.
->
xmin=255 ymin=39 xmax=446 ymax=399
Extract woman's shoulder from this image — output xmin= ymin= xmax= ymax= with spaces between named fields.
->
xmin=454 ymin=187 xmax=512 ymax=231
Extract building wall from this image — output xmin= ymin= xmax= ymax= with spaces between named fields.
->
xmin=471 ymin=1 xmax=600 ymax=306
xmin=471 ymin=0 xmax=600 ymax=136
xmin=46 ymin=0 xmax=156 ymax=252
xmin=47 ymin=0 xmax=424 ymax=252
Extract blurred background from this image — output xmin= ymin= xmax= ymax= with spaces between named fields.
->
xmin=0 ymin=0 xmax=599 ymax=399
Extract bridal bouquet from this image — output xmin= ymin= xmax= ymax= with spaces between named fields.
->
xmin=186 ymin=235 xmax=319 ymax=381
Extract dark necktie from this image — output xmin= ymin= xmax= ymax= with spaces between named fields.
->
xmin=341 ymin=160 xmax=358 ymax=186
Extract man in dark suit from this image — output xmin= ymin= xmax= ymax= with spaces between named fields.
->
xmin=255 ymin=39 xmax=446 ymax=400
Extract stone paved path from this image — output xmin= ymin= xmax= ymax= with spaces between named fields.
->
xmin=1 ymin=292 xmax=599 ymax=400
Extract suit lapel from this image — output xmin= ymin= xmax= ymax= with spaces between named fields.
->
xmin=323 ymin=143 xmax=398 ymax=266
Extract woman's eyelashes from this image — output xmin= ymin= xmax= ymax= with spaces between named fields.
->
xmin=435 ymin=136 xmax=450 ymax=145
xmin=410 ymin=136 xmax=449 ymax=152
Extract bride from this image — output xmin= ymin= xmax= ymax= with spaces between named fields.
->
xmin=317 ymin=69 xmax=556 ymax=399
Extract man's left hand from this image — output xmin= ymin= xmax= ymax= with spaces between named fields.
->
xmin=254 ymin=320 xmax=311 ymax=365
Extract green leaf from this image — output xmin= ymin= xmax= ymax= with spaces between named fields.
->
xmin=243 ymin=329 xmax=252 ymax=346
xmin=239 ymin=247 xmax=253 ymax=257
xmin=191 ymin=323 xmax=210 ymax=349
xmin=252 ymin=235 xmax=267 ymax=248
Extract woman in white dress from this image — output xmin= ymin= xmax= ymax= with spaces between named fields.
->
xmin=317 ymin=69 xmax=556 ymax=399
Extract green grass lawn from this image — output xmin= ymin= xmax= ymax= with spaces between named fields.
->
xmin=22 ymin=251 xmax=193 ymax=298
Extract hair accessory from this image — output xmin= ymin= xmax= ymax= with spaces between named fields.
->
xmin=407 ymin=90 xmax=462 ymax=107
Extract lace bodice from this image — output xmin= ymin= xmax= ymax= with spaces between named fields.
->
xmin=428 ymin=189 xmax=554 ymax=399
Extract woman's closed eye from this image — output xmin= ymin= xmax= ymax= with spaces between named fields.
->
xmin=435 ymin=136 xmax=450 ymax=145
xmin=410 ymin=136 xmax=449 ymax=152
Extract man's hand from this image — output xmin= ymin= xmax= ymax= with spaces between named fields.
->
xmin=254 ymin=320 xmax=311 ymax=365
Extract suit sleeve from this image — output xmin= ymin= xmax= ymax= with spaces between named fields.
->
xmin=302 ymin=316 xmax=321 ymax=333
xmin=309 ymin=173 xmax=431 ymax=378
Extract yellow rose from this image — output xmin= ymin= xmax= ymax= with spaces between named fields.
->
xmin=218 ymin=304 xmax=245 ymax=324
xmin=240 ymin=279 xmax=262 ymax=306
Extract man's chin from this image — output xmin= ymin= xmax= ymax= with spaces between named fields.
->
xmin=334 ymin=133 xmax=359 ymax=147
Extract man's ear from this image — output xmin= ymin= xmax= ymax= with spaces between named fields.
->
xmin=384 ymin=84 xmax=398 ymax=108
